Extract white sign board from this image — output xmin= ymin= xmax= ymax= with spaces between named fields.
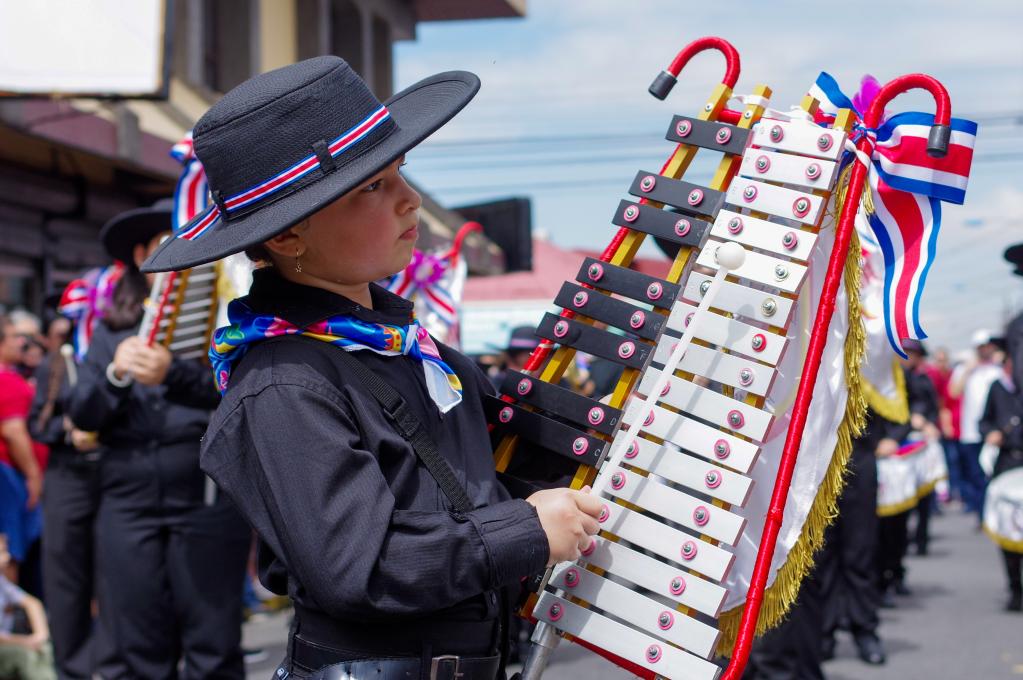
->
xmin=0 ymin=0 xmax=169 ymax=98
xmin=461 ymin=300 xmax=552 ymax=356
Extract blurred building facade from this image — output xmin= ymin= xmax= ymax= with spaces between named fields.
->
xmin=0 ymin=0 xmax=522 ymax=312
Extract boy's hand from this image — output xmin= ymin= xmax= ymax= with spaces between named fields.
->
xmin=526 ymin=486 xmax=604 ymax=567
xmin=876 ymin=438 xmax=899 ymax=458
xmin=112 ymin=337 xmax=172 ymax=386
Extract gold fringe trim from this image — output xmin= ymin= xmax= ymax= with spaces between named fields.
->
xmin=877 ymin=495 xmax=919 ymax=517
xmin=984 ymin=526 xmax=1023 ymax=554
xmin=861 ymin=358 xmax=910 ymax=425
xmin=715 ymin=228 xmax=869 ymax=656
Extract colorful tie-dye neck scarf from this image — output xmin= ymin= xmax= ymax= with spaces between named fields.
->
xmin=209 ymin=299 xmax=463 ymax=412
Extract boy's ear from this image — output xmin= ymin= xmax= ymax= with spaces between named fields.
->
xmin=263 ymin=228 xmax=304 ymax=257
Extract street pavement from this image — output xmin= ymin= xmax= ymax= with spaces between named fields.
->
xmin=244 ymin=509 xmax=1022 ymax=679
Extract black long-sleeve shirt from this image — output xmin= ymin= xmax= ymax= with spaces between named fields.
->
xmin=199 ymin=270 xmax=548 ymax=632
xmin=979 ymin=378 xmax=1023 ymax=477
xmin=68 ymin=323 xmax=218 ymax=448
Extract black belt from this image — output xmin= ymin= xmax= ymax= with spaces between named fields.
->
xmin=292 ymin=636 xmax=500 ymax=680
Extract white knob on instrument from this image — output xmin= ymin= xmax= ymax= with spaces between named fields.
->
xmin=60 ymin=343 xmax=78 ymax=386
xmin=715 ymin=241 xmax=746 ymax=271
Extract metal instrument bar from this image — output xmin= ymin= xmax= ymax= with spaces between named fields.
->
xmin=627 ymin=171 xmax=725 ymax=218
xmin=709 ymin=210 xmax=818 ymax=262
xmin=650 ymin=337 xmax=776 ymax=397
xmin=602 ymin=467 xmax=747 ymax=545
xmin=636 ymin=369 xmax=773 ymax=441
xmin=575 ymin=257 xmax=680 ymax=310
xmin=554 ymin=282 xmax=665 ymax=342
xmin=682 ymin=273 xmax=794 ymax=326
xmin=610 ymin=200 xmax=710 ymax=249
xmin=548 ymin=563 xmax=720 ymax=658
xmin=533 ymin=594 xmax=721 ymax=680
xmin=536 ymin=313 xmax=652 ymax=370
xmin=500 ymin=370 xmax=623 ymax=436
xmin=665 ymin=302 xmax=787 ymax=366
xmin=724 ymin=178 xmax=824 ymax=226
xmin=613 ymin=434 xmax=752 ymax=507
xmin=620 ymin=401 xmax=759 ymax=473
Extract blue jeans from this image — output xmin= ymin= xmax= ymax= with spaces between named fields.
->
xmin=956 ymin=441 xmax=988 ymax=515
xmin=941 ymin=438 xmax=962 ymax=500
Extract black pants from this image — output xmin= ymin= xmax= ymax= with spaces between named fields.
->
xmin=820 ymin=446 xmax=880 ymax=636
xmin=744 ymin=571 xmax=825 ymax=680
xmin=96 ymin=444 xmax=250 ymax=680
xmin=877 ymin=510 xmax=911 ymax=592
xmin=912 ymin=491 xmax=934 ymax=553
xmin=1004 ymin=550 xmax=1023 ymax=595
xmin=42 ymin=450 xmax=119 ymax=680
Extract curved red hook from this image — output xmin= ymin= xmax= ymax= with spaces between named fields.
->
xmin=722 ymin=73 xmax=954 ymax=680
xmin=864 ymin=73 xmax=951 ymax=156
xmin=649 ymin=36 xmax=741 ymax=100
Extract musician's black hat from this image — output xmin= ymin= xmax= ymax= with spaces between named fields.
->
xmin=1004 ymin=243 xmax=1023 ymax=276
xmin=100 ymin=198 xmax=175 ymax=266
xmin=142 ymin=57 xmax=479 ymax=273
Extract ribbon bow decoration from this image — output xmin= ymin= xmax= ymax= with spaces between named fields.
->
xmin=808 ymin=72 xmax=978 ymax=357
xmin=170 ymin=131 xmax=211 ymax=229
xmin=58 ymin=263 xmax=125 ymax=361
xmin=384 ymin=221 xmax=482 ymax=347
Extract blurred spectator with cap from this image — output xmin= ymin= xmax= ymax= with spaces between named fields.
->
xmin=949 ymin=328 xmax=1005 ymax=521
xmin=489 ymin=325 xmax=542 ymax=391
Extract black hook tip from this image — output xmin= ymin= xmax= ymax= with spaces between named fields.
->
xmin=649 ymin=71 xmax=676 ymax=100
xmin=927 ymin=124 xmax=951 ymax=158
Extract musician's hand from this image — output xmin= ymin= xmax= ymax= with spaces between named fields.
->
xmin=876 ymin=438 xmax=899 ymax=458
xmin=526 ymin=486 xmax=603 ymax=567
xmin=130 ymin=342 xmax=172 ymax=386
xmin=985 ymin=430 xmax=1003 ymax=448
xmin=111 ymin=336 xmax=145 ymax=381
xmin=70 ymin=428 xmax=99 ymax=452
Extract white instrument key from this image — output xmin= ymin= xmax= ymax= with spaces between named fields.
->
xmin=637 ymin=369 xmax=774 ymax=441
xmin=621 ymin=401 xmax=760 ymax=473
xmin=582 ymin=537 xmax=727 ymax=617
xmin=613 ymin=434 xmax=752 ymax=507
xmin=696 ymin=239 xmax=808 ymax=295
xmin=549 ymin=564 xmax=721 ymax=658
xmin=534 ymin=594 xmax=722 ymax=680
xmin=750 ymin=119 xmax=847 ymax=161
xmin=665 ymin=301 xmax=787 ymax=367
xmin=739 ymin=148 xmax=839 ymax=191
xmin=596 ymin=501 xmax=734 ymax=582
xmin=683 ymin=273 xmax=794 ymax=327
xmin=725 ymin=179 xmax=824 ymax=226
xmin=651 ymin=337 xmax=775 ymax=397
xmin=604 ymin=468 xmax=747 ymax=546
xmin=710 ymin=210 xmax=818 ymax=262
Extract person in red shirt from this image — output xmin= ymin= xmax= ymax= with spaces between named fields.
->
xmin=0 ymin=314 xmax=45 ymax=583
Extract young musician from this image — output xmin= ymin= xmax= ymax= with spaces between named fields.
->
xmin=69 ymin=202 xmax=249 ymax=679
xmin=142 ymin=57 xmax=602 ymax=679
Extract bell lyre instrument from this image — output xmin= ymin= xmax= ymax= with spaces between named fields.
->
xmin=138 ymin=252 xmax=222 ymax=359
xmin=485 ymin=35 xmax=956 ymax=680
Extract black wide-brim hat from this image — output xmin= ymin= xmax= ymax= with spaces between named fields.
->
xmin=1005 ymin=243 xmax=1023 ymax=276
xmin=142 ymin=56 xmax=479 ymax=273
xmin=100 ymin=198 xmax=175 ymax=265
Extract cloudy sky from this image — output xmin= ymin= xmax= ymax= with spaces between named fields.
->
xmin=395 ymin=0 xmax=1023 ymax=353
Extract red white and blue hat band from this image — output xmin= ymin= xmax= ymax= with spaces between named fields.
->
xmin=177 ymin=105 xmax=392 ymax=241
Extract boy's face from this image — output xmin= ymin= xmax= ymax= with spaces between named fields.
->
xmin=297 ymin=156 xmax=422 ymax=286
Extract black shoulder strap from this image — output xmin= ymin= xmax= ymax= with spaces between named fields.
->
xmin=328 ymin=346 xmax=475 ymax=514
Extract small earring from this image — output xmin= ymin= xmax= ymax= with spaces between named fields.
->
xmin=294 ymin=252 xmax=302 ymax=273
